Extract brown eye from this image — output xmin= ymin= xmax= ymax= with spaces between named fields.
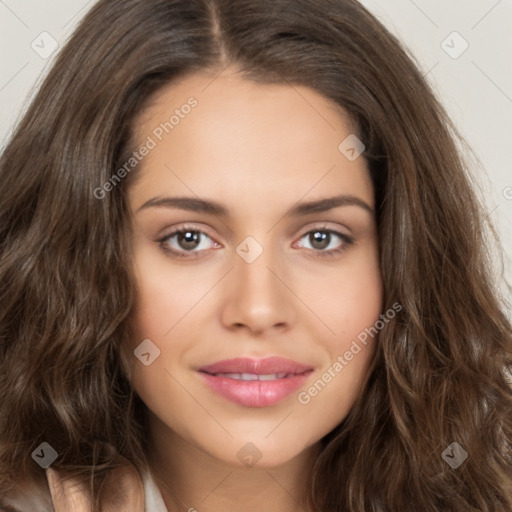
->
xmin=308 ymin=231 xmax=331 ymax=250
xmin=176 ymin=230 xmax=202 ymax=251
xmin=159 ymin=227 xmax=219 ymax=257
xmin=297 ymin=228 xmax=354 ymax=257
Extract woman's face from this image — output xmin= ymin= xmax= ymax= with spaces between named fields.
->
xmin=126 ymin=70 xmax=382 ymax=468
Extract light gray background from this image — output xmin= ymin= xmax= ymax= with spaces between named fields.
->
xmin=1 ymin=0 xmax=511 ymax=296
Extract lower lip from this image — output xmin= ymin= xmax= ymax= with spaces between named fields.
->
xmin=199 ymin=371 xmax=312 ymax=407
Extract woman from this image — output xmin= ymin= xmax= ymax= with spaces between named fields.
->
xmin=1 ymin=0 xmax=511 ymax=510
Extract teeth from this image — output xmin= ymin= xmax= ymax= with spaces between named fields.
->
xmin=259 ymin=373 xmax=279 ymax=381
xmin=216 ymin=372 xmax=289 ymax=381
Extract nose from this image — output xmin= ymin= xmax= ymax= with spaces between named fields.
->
xmin=220 ymin=246 xmax=296 ymax=336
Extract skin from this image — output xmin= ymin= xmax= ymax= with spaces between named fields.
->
xmin=126 ymin=69 xmax=383 ymax=512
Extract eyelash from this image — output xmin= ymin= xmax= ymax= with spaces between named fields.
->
xmin=157 ymin=224 xmax=354 ymax=259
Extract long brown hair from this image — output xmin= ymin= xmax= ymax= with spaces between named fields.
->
xmin=1 ymin=0 xmax=511 ymax=510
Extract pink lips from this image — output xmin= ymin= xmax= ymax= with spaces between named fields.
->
xmin=198 ymin=357 xmax=313 ymax=408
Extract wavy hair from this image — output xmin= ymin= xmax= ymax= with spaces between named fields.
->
xmin=1 ymin=0 xmax=511 ymax=510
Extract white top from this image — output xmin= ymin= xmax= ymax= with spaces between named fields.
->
xmin=142 ymin=469 xmax=169 ymax=512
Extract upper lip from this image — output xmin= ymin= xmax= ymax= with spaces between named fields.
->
xmin=198 ymin=357 xmax=313 ymax=375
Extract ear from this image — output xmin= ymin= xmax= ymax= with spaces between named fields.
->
xmin=46 ymin=464 xmax=145 ymax=512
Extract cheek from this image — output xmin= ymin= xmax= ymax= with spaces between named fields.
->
xmin=298 ymin=242 xmax=383 ymax=349
xmin=295 ymin=244 xmax=382 ymax=405
xmin=334 ymin=265 xmax=382 ymax=347
xmin=126 ymin=246 xmax=218 ymax=408
xmin=128 ymin=244 xmax=214 ymax=341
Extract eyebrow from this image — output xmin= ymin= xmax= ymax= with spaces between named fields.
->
xmin=136 ymin=194 xmax=374 ymax=216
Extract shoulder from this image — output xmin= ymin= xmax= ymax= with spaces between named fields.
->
xmin=1 ymin=464 xmax=166 ymax=512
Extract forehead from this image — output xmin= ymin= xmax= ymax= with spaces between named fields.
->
xmin=129 ymin=71 xmax=373 ymax=213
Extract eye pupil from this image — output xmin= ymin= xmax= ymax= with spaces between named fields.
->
xmin=178 ymin=231 xmax=201 ymax=250
xmin=310 ymin=231 xmax=330 ymax=250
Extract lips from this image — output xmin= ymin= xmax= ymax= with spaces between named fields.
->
xmin=198 ymin=357 xmax=313 ymax=407
xmin=199 ymin=356 xmax=312 ymax=376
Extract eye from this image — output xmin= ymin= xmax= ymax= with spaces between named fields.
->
xmin=158 ymin=226 xmax=220 ymax=258
xmin=157 ymin=225 xmax=353 ymax=259
xmin=295 ymin=228 xmax=353 ymax=257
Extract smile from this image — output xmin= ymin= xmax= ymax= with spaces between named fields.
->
xmin=209 ymin=372 xmax=293 ymax=380
xmin=198 ymin=357 xmax=314 ymax=407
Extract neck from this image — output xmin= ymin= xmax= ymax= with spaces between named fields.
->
xmin=147 ymin=414 xmax=319 ymax=512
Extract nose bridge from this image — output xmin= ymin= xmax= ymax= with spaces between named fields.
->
xmin=220 ymin=237 xmax=295 ymax=333
xmin=236 ymin=246 xmax=277 ymax=298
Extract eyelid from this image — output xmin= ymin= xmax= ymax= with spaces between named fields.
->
xmin=292 ymin=222 xmax=353 ymax=255
xmin=158 ymin=222 xmax=219 ymax=241
xmin=299 ymin=221 xmax=350 ymax=236
xmin=156 ymin=223 xmax=223 ymax=259
xmin=158 ymin=221 xmax=350 ymax=243
xmin=294 ymin=221 xmax=351 ymax=239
